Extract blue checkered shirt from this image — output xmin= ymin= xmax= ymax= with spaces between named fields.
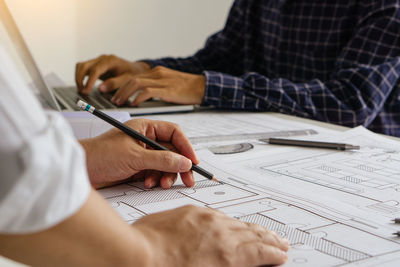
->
xmin=145 ymin=0 xmax=400 ymax=137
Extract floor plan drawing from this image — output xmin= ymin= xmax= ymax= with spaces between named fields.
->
xmin=99 ymin=117 xmax=400 ymax=266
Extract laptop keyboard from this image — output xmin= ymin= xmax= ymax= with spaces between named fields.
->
xmin=53 ymin=87 xmax=117 ymax=110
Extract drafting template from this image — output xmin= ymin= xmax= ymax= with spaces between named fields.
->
xmin=99 ymin=113 xmax=400 ymax=266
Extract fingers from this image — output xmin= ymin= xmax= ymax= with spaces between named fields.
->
xmin=131 ymin=88 xmax=166 ymax=106
xmin=144 ymin=171 xmax=194 ymax=189
xmin=239 ymin=242 xmax=288 ymax=266
xmin=98 ymin=75 xmax=127 ymax=93
xmin=141 ymin=150 xmax=192 ymax=174
xmin=150 ymin=120 xmax=199 ymax=165
xmin=125 ymin=119 xmax=198 ymax=165
xmin=83 ymin=61 xmax=111 ymax=94
xmin=235 ymin=222 xmax=289 ymax=266
xmin=101 ymin=65 xmax=203 ymax=106
xmin=239 ymin=223 xmax=289 ymax=252
xmin=75 ymin=55 xmax=134 ymax=94
xmin=75 ymin=59 xmax=106 ymax=94
xmin=76 ymin=59 xmax=97 ymax=92
xmin=179 ymin=171 xmax=195 ymax=188
xmin=112 ymin=78 xmax=162 ymax=106
xmin=160 ymin=173 xmax=178 ymax=189
xmin=144 ymin=170 xmax=161 ymax=189
xmin=122 ymin=119 xmax=198 ymax=188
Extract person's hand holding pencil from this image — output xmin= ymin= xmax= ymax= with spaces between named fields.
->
xmin=79 ymin=118 xmax=199 ymax=189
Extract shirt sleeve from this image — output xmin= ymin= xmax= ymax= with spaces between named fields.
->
xmin=204 ymin=2 xmax=400 ymax=132
xmin=0 ymin=45 xmax=91 ymax=234
xmin=146 ymin=1 xmax=400 ymax=135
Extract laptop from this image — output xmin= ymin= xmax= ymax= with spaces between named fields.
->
xmin=0 ymin=0 xmax=195 ymax=115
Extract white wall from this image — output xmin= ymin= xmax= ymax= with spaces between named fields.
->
xmin=5 ymin=0 xmax=78 ymax=83
xmin=5 ymin=0 xmax=232 ymax=84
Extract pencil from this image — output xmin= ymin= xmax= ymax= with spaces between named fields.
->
xmin=77 ymin=100 xmax=218 ymax=182
xmin=261 ymin=138 xmax=360 ymax=151
xmin=392 ymin=218 xmax=400 ymax=224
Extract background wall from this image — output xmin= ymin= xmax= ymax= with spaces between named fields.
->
xmin=4 ymin=0 xmax=232 ymax=84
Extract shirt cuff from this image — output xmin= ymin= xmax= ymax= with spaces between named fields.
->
xmin=202 ymin=71 xmax=246 ymax=109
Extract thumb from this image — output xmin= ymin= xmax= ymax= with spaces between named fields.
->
xmin=141 ymin=150 xmax=192 ymax=173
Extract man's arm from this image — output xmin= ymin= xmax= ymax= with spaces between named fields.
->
xmin=144 ymin=2 xmax=400 ymax=136
xmin=200 ymin=2 xmax=400 ymax=134
xmin=0 ymin=189 xmax=152 ymax=267
xmin=0 ymin=189 xmax=290 ymax=267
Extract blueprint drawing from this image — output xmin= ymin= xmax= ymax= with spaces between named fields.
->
xmin=99 ymin=117 xmax=400 ymax=266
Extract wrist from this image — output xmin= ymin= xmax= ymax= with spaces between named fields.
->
xmin=125 ymin=227 xmax=154 ymax=267
xmin=132 ymin=224 xmax=176 ymax=267
xmin=78 ymin=138 xmax=106 ymax=187
xmin=194 ymin=74 xmax=206 ymax=104
xmin=132 ymin=61 xmax=151 ymax=74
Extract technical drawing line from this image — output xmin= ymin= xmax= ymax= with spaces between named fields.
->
xmin=107 ymin=180 xmax=219 ymax=206
xmin=240 ymin=214 xmax=370 ymax=262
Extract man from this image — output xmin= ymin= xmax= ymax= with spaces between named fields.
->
xmin=0 ymin=44 xmax=289 ymax=266
xmin=76 ymin=0 xmax=400 ymax=137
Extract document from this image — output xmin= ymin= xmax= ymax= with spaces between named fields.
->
xmin=98 ymin=112 xmax=400 ymax=266
xmin=142 ymin=111 xmax=336 ymax=146
xmin=202 ymin=126 xmax=400 ymax=266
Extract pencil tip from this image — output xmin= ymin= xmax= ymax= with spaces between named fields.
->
xmin=212 ymin=176 xmax=219 ymax=183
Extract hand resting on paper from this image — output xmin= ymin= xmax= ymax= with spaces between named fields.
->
xmin=79 ymin=118 xmax=198 ymax=189
xmin=134 ymin=205 xmax=289 ymax=267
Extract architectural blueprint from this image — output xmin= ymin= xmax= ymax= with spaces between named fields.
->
xmin=143 ymin=112 xmax=332 ymax=144
xmin=98 ymin=112 xmax=400 ymax=266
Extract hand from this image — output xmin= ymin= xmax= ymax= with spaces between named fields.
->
xmin=79 ymin=119 xmax=199 ymax=189
xmin=98 ymin=66 xmax=206 ymax=106
xmin=134 ymin=205 xmax=289 ymax=267
xmin=75 ymin=54 xmax=151 ymax=94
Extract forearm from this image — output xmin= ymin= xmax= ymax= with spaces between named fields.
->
xmin=0 ymin=189 xmax=152 ymax=267
xmin=202 ymin=66 xmax=398 ymax=128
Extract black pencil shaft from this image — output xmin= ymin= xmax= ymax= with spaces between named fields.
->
xmin=191 ymin=165 xmax=214 ymax=180
xmin=92 ymin=109 xmax=214 ymax=180
xmin=93 ymin=109 xmax=169 ymax=151
xmin=266 ymin=138 xmax=359 ymax=150
xmin=392 ymin=218 xmax=400 ymax=224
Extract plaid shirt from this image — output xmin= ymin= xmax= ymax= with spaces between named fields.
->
xmin=146 ymin=0 xmax=400 ymax=137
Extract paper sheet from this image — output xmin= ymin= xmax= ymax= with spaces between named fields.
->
xmin=141 ymin=112 xmax=339 ymax=156
xmin=98 ymin=112 xmax=400 ymax=266
xmin=62 ymin=111 xmax=131 ymax=139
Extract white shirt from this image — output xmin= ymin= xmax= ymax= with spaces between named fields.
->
xmin=0 ymin=45 xmax=90 ymax=233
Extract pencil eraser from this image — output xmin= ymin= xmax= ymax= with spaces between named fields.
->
xmin=77 ymin=100 xmax=88 ymax=110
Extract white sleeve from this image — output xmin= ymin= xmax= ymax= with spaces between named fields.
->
xmin=0 ymin=45 xmax=91 ymax=233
